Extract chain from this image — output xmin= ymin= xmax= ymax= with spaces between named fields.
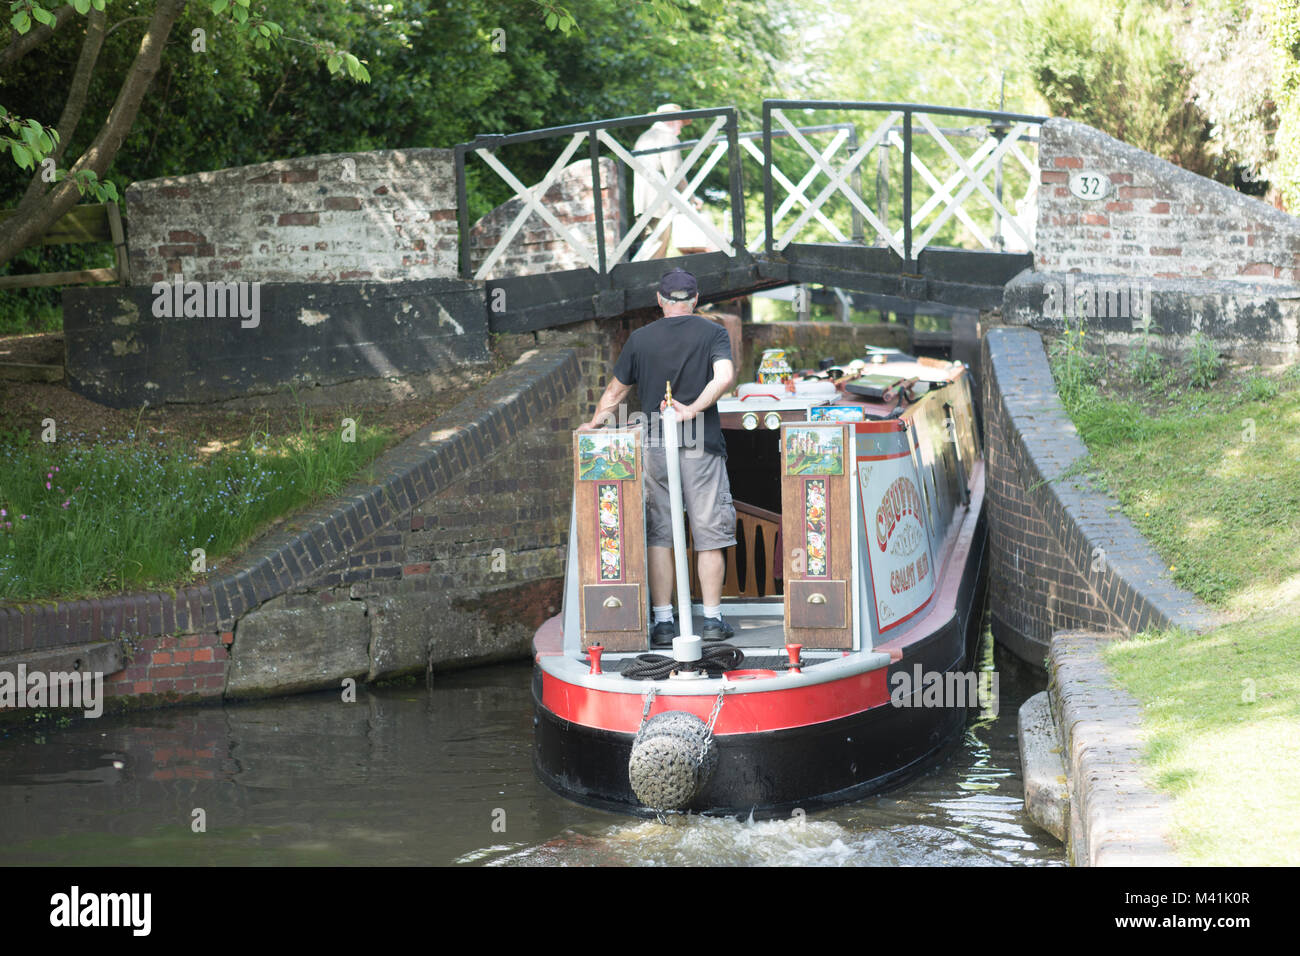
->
xmin=698 ymin=688 xmax=726 ymax=765
xmin=638 ymin=686 xmax=658 ymax=732
xmin=705 ymin=688 xmax=726 ymax=735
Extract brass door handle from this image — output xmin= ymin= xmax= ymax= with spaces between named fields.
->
xmin=807 ymin=592 xmax=826 ymax=604
xmin=603 ymin=596 xmax=623 ymax=608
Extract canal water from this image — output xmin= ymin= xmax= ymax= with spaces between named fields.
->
xmin=0 ymin=624 xmax=1064 ymax=866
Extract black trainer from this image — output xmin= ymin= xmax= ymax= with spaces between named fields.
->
xmin=700 ymin=615 xmax=734 ymax=641
xmin=650 ymin=619 xmax=677 ymax=647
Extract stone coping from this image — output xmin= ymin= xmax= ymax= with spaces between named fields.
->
xmin=0 ymin=348 xmax=581 ymax=656
xmin=985 ymin=326 xmax=1217 ymax=636
xmin=1003 ymin=269 xmax=1300 ymax=367
xmin=1050 ymin=630 xmax=1180 ymax=866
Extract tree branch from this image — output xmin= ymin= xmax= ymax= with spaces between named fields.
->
xmin=0 ymin=0 xmax=188 ymax=267
xmin=106 ymin=16 xmax=152 ymax=39
xmin=52 ymin=7 xmax=107 ymax=165
xmin=74 ymin=0 xmax=188 ymax=178
xmin=15 ymin=7 xmax=108 ymax=212
xmin=0 ymin=4 xmax=76 ymax=75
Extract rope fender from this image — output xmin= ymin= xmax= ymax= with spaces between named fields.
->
xmin=628 ymin=710 xmax=719 ymax=811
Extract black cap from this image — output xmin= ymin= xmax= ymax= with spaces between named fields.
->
xmin=658 ymin=268 xmax=698 ymax=301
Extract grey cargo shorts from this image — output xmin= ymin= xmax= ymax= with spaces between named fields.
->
xmin=643 ymin=446 xmax=737 ymax=551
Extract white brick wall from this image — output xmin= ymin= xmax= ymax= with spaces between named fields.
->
xmin=125 ymin=149 xmax=458 ymax=284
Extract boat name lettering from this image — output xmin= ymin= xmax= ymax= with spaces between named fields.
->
xmin=875 ymin=476 xmax=923 ymax=551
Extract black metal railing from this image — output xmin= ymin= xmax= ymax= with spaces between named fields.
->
xmin=453 ymin=100 xmax=1050 ymax=281
xmin=761 ymin=100 xmax=1048 ymax=264
xmin=454 ymin=107 xmax=746 ymax=280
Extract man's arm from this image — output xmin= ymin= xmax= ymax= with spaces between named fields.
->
xmin=579 ymin=376 xmax=633 ymax=431
xmin=665 ymin=358 xmax=735 ymax=422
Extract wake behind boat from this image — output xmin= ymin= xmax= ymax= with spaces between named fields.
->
xmin=532 ymin=346 xmax=989 ymax=817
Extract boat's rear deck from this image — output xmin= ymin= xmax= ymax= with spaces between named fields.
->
xmin=589 ymin=604 xmax=853 ymax=674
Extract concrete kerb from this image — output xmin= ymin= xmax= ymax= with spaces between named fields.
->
xmin=1049 ymin=630 xmax=1181 ymax=866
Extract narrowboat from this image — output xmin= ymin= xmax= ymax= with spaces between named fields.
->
xmin=531 ymin=346 xmax=988 ymax=817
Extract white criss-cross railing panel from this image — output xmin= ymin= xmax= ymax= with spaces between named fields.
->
xmin=904 ymin=116 xmax=1038 ymax=254
xmin=473 ymin=131 xmax=599 ymax=279
xmin=599 ymin=115 xmax=734 ymax=262
xmin=742 ymin=129 xmax=852 ymax=251
xmin=769 ymin=108 xmax=903 ymax=256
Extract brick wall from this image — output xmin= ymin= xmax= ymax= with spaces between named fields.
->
xmin=468 ymin=159 xmax=622 ymax=279
xmin=1007 ymin=117 xmax=1300 ymax=366
xmin=982 ymin=327 xmax=1216 ymax=668
xmin=1036 ymin=118 xmax=1300 ymax=281
xmin=125 ymin=149 xmax=458 ymax=284
xmin=103 ymin=631 xmax=231 ymax=705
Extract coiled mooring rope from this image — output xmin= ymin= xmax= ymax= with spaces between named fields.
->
xmin=621 ymin=643 xmax=745 ymax=681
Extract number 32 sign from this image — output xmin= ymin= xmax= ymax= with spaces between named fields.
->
xmin=1068 ymin=170 xmax=1110 ymax=200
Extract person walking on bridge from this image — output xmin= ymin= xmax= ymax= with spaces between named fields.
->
xmin=632 ymin=104 xmax=704 ymax=259
xmin=579 ymin=268 xmax=737 ymax=645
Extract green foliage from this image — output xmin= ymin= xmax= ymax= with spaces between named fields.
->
xmin=794 ymin=0 xmax=1040 ymax=251
xmin=1273 ymin=0 xmax=1300 ymax=209
xmin=0 ymin=242 xmax=110 ymax=334
xmin=0 ymin=105 xmax=120 ymax=202
xmin=1241 ymin=373 xmax=1278 ymax=402
xmin=1 ymin=110 xmax=54 ymax=171
xmin=1021 ymin=0 xmax=1213 ymax=176
xmin=1177 ymin=1 xmax=1276 ymax=191
xmin=2 ymin=0 xmax=791 ymax=241
xmin=1187 ymin=332 xmax=1223 ymax=388
xmin=812 ymin=0 xmax=1038 ymax=109
xmin=1127 ymin=318 xmax=1166 ymax=388
xmin=1047 ymin=322 xmax=1105 ymax=410
xmin=1127 ymin=340 xmax=1165 ymax=388
xmin=1 ymin=0 xmax=372 ymax=200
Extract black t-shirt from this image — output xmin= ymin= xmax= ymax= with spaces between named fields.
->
xmin=612 ymin=314 xmax=732 ymax=458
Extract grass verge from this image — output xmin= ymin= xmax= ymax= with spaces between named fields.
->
xmin=1048 ymin=331 xmax=1300 ymax=864
xmin=0 ymin=407 xmax=393 ymax=602
xmin=1103 ymin=610 xmax=1300 ymax=866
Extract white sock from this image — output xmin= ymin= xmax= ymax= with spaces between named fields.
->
xmin=652 ymin=605 xmax=674 ymax=624
xmin=703 ymin=604 xmax=721 ymax=620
